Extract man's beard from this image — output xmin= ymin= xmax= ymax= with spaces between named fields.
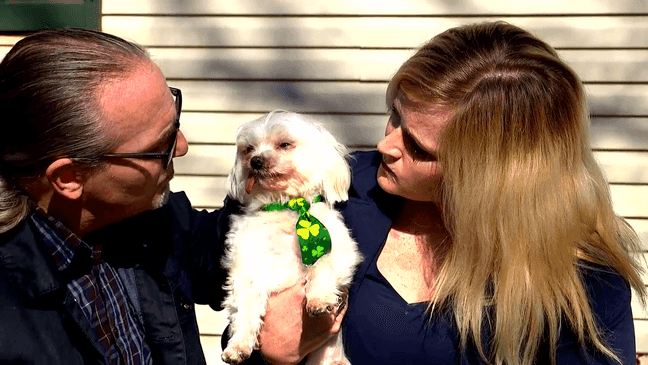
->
xmin=152 ymin=184 xmax=170 ymax=209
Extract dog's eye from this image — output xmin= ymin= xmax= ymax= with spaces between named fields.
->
xmin=278 ymin=142 xmax=292 ymax=149
xmin=245 ymin=145 xmax=255 ymax=154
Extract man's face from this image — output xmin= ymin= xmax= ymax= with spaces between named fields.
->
xmin=81 ymin=62 xmax=188 ymax=231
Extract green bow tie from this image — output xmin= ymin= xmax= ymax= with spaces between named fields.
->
xmin=263 ymin=196 xmax=331 ymax=265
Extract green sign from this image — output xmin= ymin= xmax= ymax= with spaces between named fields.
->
xmin=0 ymin=0 xmax=100 ymax=31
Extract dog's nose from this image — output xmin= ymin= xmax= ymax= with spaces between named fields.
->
xmin=250 ymin=156 xmax=264 ymax=170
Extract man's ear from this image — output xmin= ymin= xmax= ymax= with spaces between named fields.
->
xmin=45 ymin=158 xmax=85 ymax=200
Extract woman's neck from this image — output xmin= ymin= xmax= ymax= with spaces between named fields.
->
xmin=392 ymin=199 xmax=445 ymax=236
xmin=377 ymin=199 xmax=449 ymax=303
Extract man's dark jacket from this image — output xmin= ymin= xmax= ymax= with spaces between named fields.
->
xmin=0 ymin=192 xmax=232 ymax=364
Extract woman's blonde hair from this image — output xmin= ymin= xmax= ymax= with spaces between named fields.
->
xmin=388 ymin=21 xmax=645 ymax=365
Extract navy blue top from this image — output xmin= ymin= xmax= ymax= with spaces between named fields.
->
xmin=344 ymin=252 xmax=461 ymax=363
xmin=227 ymin=150 xmax=637 ymax=364
xmin=339 ymin=151 xmax=637 ymax=365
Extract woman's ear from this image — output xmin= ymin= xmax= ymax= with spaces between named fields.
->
xmin=45 ymin=158 xmax=85 ymax=200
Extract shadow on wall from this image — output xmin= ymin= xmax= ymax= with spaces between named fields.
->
xmin=148 ymin=0 xmax=464 ymax=115
xmin=121 ymin=0 xmax=648 ymax=176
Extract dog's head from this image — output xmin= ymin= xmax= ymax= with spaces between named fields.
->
xmin=227 ymin=111 xmax=350 ymax=206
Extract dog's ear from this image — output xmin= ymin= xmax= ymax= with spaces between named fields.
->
xmin=320 ymin=141 xmax=351 ymax=205
xmin=227 ymin=151 xmax=247 ymax=203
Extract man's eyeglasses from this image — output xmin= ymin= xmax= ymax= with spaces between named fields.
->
xmin=102 ymin=87 xmax=182 ymax=169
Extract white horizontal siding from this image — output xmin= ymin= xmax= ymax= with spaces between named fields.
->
xmin=628 ymin=220 xmax=648 ymax=250
xmin=174 ymin=146 xmax=648 ymax=186
xmin=638 ymin=321 xmax=648 ymax=354
xmin=103 ymin=16 xmax=648 ymax=48
xmin=101 ymin=79 xmax=635 ymax=118
xmin=159 ymin=81 xmax=648 ymax=117
xmin=178 ymin=113 xmax=388 ymax=145
xmin=169 ymin=113 xmax=648 ymax=149
xmin=8 ymin=43 xmax=648 ymax=84
xmin=171 ymin=175 xmax=648 ymax=218
xmin=102 ymin=0 xmax=648 ymax=15
xmin=150 ymin=48 xmax=648 ymax=83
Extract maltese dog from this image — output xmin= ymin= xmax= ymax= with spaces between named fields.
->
xmin=221 ymin=111 xmax=362 ymax=365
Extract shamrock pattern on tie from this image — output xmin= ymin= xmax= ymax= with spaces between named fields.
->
xmin=263 ymin=196 xmax=331 ymax=265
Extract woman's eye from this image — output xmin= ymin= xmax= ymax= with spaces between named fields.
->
xmin=389 ymin=106 xmax=401 ymax=128
xmin=411 ymin=144 xmax=429 ymax=158
xmin=413 ymin=147 xmax=437 ymax=162
xmin=404 ymin=135 xmax=436 ymax=161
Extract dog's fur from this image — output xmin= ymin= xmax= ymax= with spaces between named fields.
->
xmin=221 ymin=111 xmax=362 ymax=365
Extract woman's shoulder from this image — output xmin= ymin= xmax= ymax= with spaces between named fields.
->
xmin=550 ymin=263 xmax=636 ymax=363
xmin=346 ymin=150 xmax=382 ymax=199
xmin=578 ymin=262 xmax=632 ymax=328
xmin=579 ymin=262 xmax=631 ymax=298
xmin=348 ymin=150 xmax=382 ymax=177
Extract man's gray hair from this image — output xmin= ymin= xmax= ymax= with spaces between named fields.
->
xmin=0 ymin=28 xmax=151 ymax=233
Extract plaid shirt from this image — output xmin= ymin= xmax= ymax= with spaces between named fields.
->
xmin=31 ymin=208 xmax=153 ymax=365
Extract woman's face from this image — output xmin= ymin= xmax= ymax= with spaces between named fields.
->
xmin=376 ymin=91 xmax=452 ymax=203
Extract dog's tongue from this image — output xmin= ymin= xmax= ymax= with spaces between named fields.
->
xmin=245 ymin=175 xmax=256 ymax=194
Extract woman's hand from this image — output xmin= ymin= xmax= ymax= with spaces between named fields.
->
xmin=257 ymin=279 xmax=348 ymax=365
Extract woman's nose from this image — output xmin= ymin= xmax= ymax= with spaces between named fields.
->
xmin=377 ymin=125 xmax=402 ymax=160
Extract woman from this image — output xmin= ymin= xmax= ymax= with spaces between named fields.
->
xmin=248 ymin=21 xmax=645 ymax=365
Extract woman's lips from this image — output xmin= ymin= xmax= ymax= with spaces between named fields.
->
xmin=380 ymin=161 xmax=394 ymax=176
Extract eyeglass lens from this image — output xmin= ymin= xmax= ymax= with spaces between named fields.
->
xmin=166 ymin=88 xmax=181 ymax=168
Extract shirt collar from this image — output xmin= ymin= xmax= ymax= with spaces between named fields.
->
xmin=31 ymin=207 xmax=102 ymax=273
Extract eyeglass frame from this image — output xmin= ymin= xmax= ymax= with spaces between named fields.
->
xmin=101 ymin=87 xmax=182 ymax=169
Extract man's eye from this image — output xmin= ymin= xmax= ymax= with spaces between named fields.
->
xmin=151 ymin=142 xmax=168 ymax=154
xmin=158 ymin=134 xmax=175 ymax=153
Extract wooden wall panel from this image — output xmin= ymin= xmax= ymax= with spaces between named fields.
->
xmin=170 ymin=174 xmax=648 ymax=218
xmin=150 ymin=48 xmax=648 ymax=83
xmin=103 ymin=0 xmax=648 ymax=15
xmin=177 ymin=113 xmax=388 ymax=146
xmin=165 ymin=81 xmax=648 ymax=116
xmin=176 ymin=113 xmax=648 ymax=149
xmin=638 ymin=321 xmax=648 ymax=354
xmin=104 ymin=16 xmax=648 ymax=48
xmin=174 ymin=146 xmax=648 ymax=187
xmin=627 ymin=220 xmax=648 ymax=250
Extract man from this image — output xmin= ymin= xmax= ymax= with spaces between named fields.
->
xmin=0 ymin=28 xmax=232 ymax=364
xmin=0 ymin=28 xmax=344 ymax=365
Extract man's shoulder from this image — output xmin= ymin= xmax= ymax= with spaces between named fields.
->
xmin=164 ymin=191 xmax=233 ymax=236
xmin=0 ymin=217 xmax=63 ymax=306
xmin=0 ymin=218 xmax=44 ymax=273
xmin=166 ymin=191 xmax=192 ymax=212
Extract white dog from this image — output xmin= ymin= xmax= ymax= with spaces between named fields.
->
xmin=221 ymin=111 xmax=362 ymax=365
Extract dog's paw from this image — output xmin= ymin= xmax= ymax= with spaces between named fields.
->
xmin=306 ymin=297 xmax=339 ymax=317
xmin=221 ymin=344 xmax=253 ymax=364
